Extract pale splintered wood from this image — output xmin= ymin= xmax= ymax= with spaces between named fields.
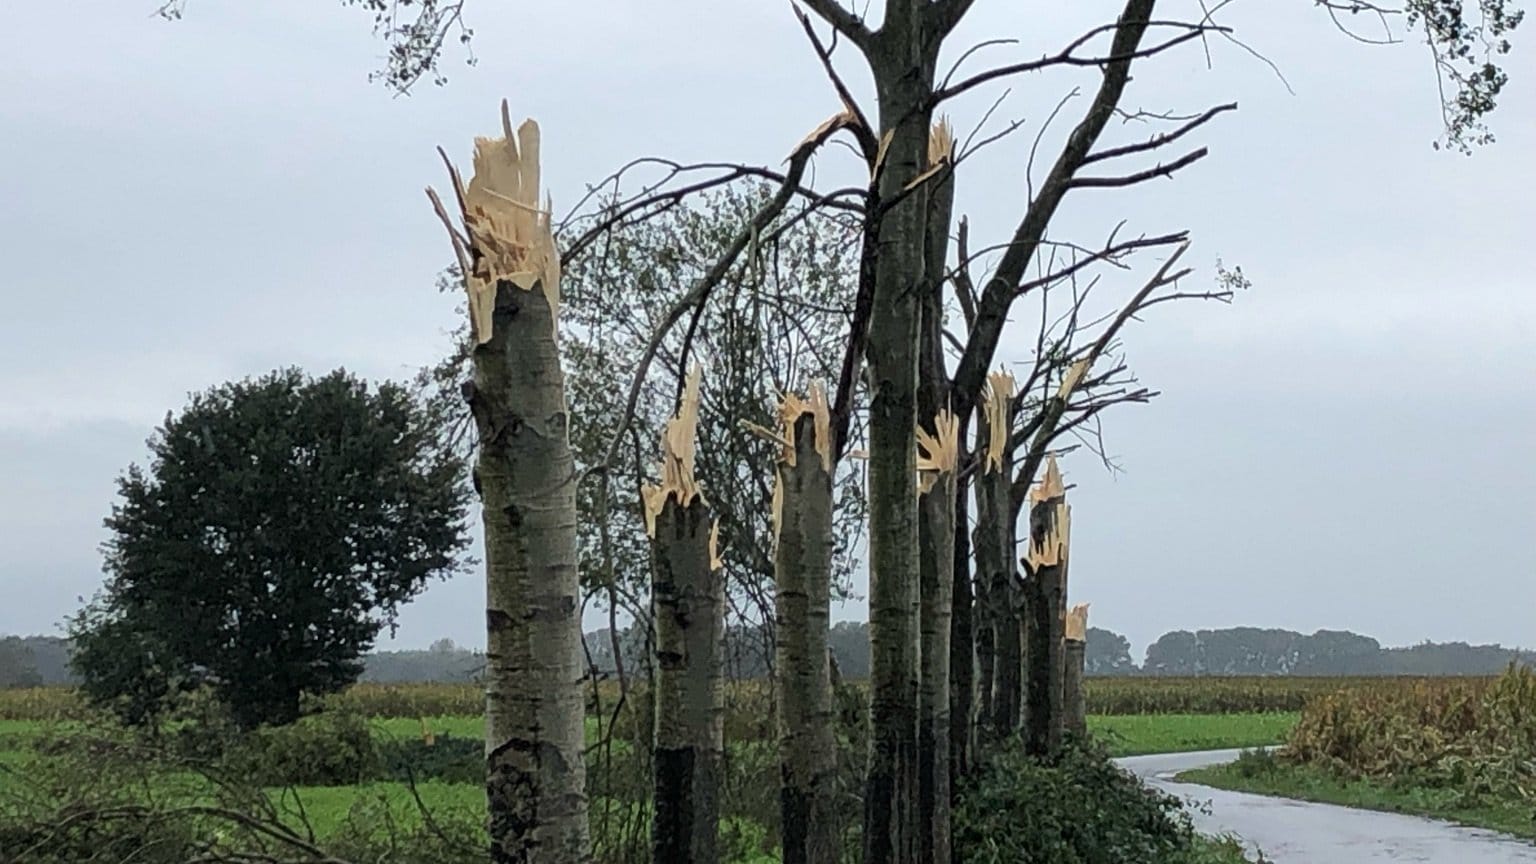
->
xmin=1026 ymin=455 xmax=1069 ymax=568
xmin=770 ymin=381 xmax=832 ymax=549
xmin=928 ymin=116 xmax=954 ymax=163
xmin=427 ymin=100 xmax=561 ymax=345
xmin=903 ymin=116 xmax=955 ymax=192
xmin=981 ymin=370 xmax=1016 ymax=475
xmin=916 ymin=407 xmax=960 ymax=496
xmin=779 ymin=381 xmax=833 ymax=473
xmin=1065 ymin=603 xmax=1090 ymax=642
xmin=643 ymin=364 xmax=705 ymax=537
xmin=1056 ymin=357 xmax=1090 ymax=402
xmin=709 ymin=519 xmax=723 ymax=572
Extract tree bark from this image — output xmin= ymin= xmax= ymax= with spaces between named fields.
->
xmin=948 ymin=473 xmax=974 ymax=783
xmin=917 ymin=475 xmax=954 ymax=864
xmin=651 ymin=496 xmax=724 ymax=864
xmin=862 ymin=14 xmax=938 ymax=862
xmin=973 ymin=374 xmax=1019 ymax=737
xmin=915 ymin=120 xmax=956 ymax=864
xmin=972 ymin=482 xmax=995 ymax=732
xmin=443 ymin=113 xmax=589 ymax=864
xmin=1023 ymin=458 xmax=1069 ymax=758
xmin=648 ymin=372 xmax=724 ymax=864
xmin=914 ymin=406 xmax=956 ymax=864
xmin=774 ymin=398 xmax=839 ymax=864
xmin=1062 ymin=638 xmax=1087 ymax=737
xmin=979 ymin=480 xmax=1021 ymax=736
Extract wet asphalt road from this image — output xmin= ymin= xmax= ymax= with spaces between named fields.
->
xmin=1115 ymin=749 xmax=1536 ymax=863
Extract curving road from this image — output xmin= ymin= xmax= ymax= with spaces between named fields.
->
xmin=1116 ymin=749 xmax=1536 ymax=863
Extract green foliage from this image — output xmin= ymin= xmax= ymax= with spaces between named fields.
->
xmin=376 ymin=734 xmax=483 ymax=784
xmin=954 ymin=737 xmax=1207 ymax=864
xmin=228 ymin=710 xmax=380 ymax=787
xmin=68 ymin=367 xmax=471 ymax=730
xmin=1404 ymin=0 xmax=1524 ymax=150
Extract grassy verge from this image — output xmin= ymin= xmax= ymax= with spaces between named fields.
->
xmin=1188 ymin=835 xmax=1256 ymax=863
xmin=1090 ymin=712 xmax=1297 ymax=757
xmin=1179 ymin=750 xmax=1536 ymax=840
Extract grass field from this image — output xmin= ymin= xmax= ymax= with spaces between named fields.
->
xmin=1180 ymin=753 xmax=1536 ymax=840
xmin=1089 ymin=712 xmax=1296 ymax=757
xmin=0 ymin=678 xmax=1327 ymax=864
xmin=0 ymin=710 xmax=1299 ymax=783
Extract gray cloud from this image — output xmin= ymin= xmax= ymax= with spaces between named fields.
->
xmin=1 ymin=0 xmax=1530 ymax=659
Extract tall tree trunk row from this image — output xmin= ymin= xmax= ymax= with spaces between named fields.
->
xmin=645 ymin=367 xmax=725 ymax=864
xmin=434 ymin=107 xmax=591 ymax=864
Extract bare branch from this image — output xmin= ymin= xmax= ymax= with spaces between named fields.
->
xmin=600 ymin=114 xmax=851 ymax=470
xmin=796 ymin=0 xmax=876 ymax=49
xmin=1081 ymin=103 xmax=1237 ymax=165
xmin=1065 ymin=147 xmax=1210 ymax=188
xmin=951 ymin=0 xmax=1179 ymax=423
xmin=794 ymin=5 xmax=880 ymax=162
xmin=953 ymin=216 xmax=978 ymax=328
xmin=1007 ymin=243 xmax=1193 ymax=508
xmin=933 ymin=21 xmax=1224 ymax=106
xmin=560 ymin=159 xmax=862 ymax=266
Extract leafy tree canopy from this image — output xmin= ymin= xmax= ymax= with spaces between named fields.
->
xmin=69 ymin=367 xmax=471 ymax=729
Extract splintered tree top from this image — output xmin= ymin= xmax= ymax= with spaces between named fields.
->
xmin=429 ymin=101 xmax=560 ymax=344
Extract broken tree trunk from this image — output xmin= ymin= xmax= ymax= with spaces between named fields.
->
xmin=428 ymin=104 xmax=590 ymax=864
xmin=974 ymin=372 xmax=1021 ymax=737
xmin=772 ymin=385 xmax=839 ymax=864
xmin=646 ymin=367 xmax=725 ymax=864
xmin=917 ymin=408 xmax=957 ymax=864
xmin=1063 ymin=604 xmax=1089 ymax=736
xmin=1023 ymin=455 xmax=1070 ymax=758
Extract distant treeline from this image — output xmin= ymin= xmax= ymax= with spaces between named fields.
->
xmin=3 ymin=625 xmax=1529 ymax=688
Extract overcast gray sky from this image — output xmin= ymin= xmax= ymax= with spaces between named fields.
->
xmin=2 ymin=1 xmax=1531 ymax=659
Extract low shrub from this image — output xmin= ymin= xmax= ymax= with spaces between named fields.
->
xmin=954 ymin=735 xmax=1206 ymax=864
xmin=377 ymin=734 xmax=483 ymax=784
xmin=226 ymin=710 xmax=379 ymax=787
xmin=1229 ymin=746 xmax=1281 ymax=779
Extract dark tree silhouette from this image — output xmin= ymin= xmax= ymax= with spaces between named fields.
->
xmin=70 ymin=367 xmax=470 ymax=729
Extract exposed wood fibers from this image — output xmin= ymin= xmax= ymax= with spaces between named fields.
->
xmin=426 ymin=100 xmax=561 ymax=345
xmin=1026 ymin=455 xmax=1070 ymax=569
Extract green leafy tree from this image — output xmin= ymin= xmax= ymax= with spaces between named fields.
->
xmin=70 ymin=368 xmax=471 ymax=729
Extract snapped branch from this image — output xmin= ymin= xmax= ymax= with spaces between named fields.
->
xmin=600 ymin=113 xmax=854 ymax=471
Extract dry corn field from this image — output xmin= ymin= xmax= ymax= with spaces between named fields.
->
xmin=1282 ymin=663 xmax=1536 ymax=798
xmin=0 ymin=675 xmax=1501 ymax=723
